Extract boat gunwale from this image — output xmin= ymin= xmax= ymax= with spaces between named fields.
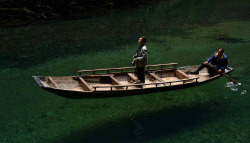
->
xmin=78 ymin=63 xmax=178 ymax=75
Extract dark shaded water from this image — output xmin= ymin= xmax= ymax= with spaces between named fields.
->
xmin=0 ymin=0 xmax=250 ymax=142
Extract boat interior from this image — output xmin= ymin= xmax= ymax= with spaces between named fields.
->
xmin=41 ymin=63 xmax=220 ymax=92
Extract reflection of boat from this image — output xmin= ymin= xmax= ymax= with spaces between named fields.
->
xmin=33 ymin=63 xmax=234 ymax=99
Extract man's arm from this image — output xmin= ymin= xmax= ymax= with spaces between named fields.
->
xmin=206 ymin=52 xmax=217 ymax=63
xmin=133 ymin=51 xmax=137 ymax=58
xmin=136 ymin=47 xmax=147 ymax=61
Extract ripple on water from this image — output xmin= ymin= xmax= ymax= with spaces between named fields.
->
xmin=225 ymin=82 xmax=239 ymax=91
xmin=225 ymin=82 xmax=247 ymax=95
xmin=241 ymin=90 xmax=247 ymax=95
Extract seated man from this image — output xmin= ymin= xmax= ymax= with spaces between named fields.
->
xmin=190 ymin=48 xmax=228 ymax=75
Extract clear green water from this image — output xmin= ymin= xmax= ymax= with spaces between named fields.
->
xmin=0 ymin=0 xmax=250 ymax=142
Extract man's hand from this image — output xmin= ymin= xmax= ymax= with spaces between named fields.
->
xmin=204 ymin=61 xmax=208 ymax=65
xmin=218 ymin=69 xmax=222 ymax=73
xmin=133 ymin=58 xmax=138 ymax=62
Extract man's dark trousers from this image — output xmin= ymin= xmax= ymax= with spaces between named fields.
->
xmin=196 ymin=63 xmax=219 ymax=76
xmin=136 ymin=67 xmax=145 ymax=83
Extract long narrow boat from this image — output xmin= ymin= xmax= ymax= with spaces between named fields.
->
xmin=33 ymin=63 xmax=234 ymax=99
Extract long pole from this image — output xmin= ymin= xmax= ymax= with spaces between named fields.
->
xmin=208 ymin=64 xmax=239 ymax=84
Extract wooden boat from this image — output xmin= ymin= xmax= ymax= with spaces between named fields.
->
xmin=33 ymin=63 xmax=234 ymax=99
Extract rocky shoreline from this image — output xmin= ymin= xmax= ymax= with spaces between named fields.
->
xmin=0 ymin=0 xmax=144 ymax=26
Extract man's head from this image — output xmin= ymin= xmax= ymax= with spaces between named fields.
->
xmin=138 ymin=36 xmax=147 ymax=46
xmin=218 ymin=48 xmax=224 ymax=57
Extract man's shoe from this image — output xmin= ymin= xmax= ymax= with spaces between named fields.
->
xmin=133 ymin=81 xmax=141 ymax=84
xmin=190 ymin=71 xmax=199 ymax=74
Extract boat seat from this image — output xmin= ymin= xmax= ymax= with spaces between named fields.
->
xmin=175 ymin=70 xmax=188 ymax=79
xmin=79 ymin=77 xmax=93 ymax=91
xmin=110 ymin=76 xmax=124 ymax=89
xmin=127 ymin=73 xmax=140 ymax=83
xmin=48 ymin=77 xmax=59 ymax=88
xmin=149 ymin=73 xmax=166 ymax=86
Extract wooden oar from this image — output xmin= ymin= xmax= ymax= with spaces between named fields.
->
xmin=207 ymin=64 xmax=239 ymax=84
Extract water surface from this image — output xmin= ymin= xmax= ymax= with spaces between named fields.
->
xmin=0 ymin=0 xmax=250 ymax=142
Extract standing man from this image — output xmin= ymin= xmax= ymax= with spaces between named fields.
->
xmin=190 ymin=48 xmax=228 ymax=75
xmin=133 ymin=36 xmax=148 ymax=83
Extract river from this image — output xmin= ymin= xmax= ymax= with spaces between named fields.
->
xmin=0 ymin=0 xmax=250 ymax=142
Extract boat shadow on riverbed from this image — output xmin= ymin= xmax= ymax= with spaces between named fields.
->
xmin=53 ymin=99 xmax=229 ymax=143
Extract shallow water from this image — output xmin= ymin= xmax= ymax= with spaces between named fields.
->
xmin=0 ymin=0 xmax=250 ymax=143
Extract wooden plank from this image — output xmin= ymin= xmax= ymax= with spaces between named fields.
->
xmin=146 ymin=63 xmax=178 ymax=67
xmin=175 ymin=70 xmax=194 ymax=83
xmin=79 ymin=77 xmax=93 ymax=91
xmin=110 ymin=76 xmax=124 ymax=89
xmin=48 ymin=77 xmax=59 ymax=88
xmin=82 ymin=74 xmax=114 ymax=77
xmin=175 ymin=70 xmax=188 ymax=79
xmin=149 ymin=73 xmax=166 ymax=86
xmin=154 ymin=68 xmax=176 ymax=72
xmin=78 ymin=67 xmax=135 ymax=73
xmin=127 ymin=73 xmax=140 ymax=83
xmin=78 ymin=63 xmax=178 ymax=74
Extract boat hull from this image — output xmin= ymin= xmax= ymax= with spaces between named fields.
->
xmin=33 ymin=65 xmax=234 ymax=99
xmin=41 ymin=81 xmax=200 ymax=99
